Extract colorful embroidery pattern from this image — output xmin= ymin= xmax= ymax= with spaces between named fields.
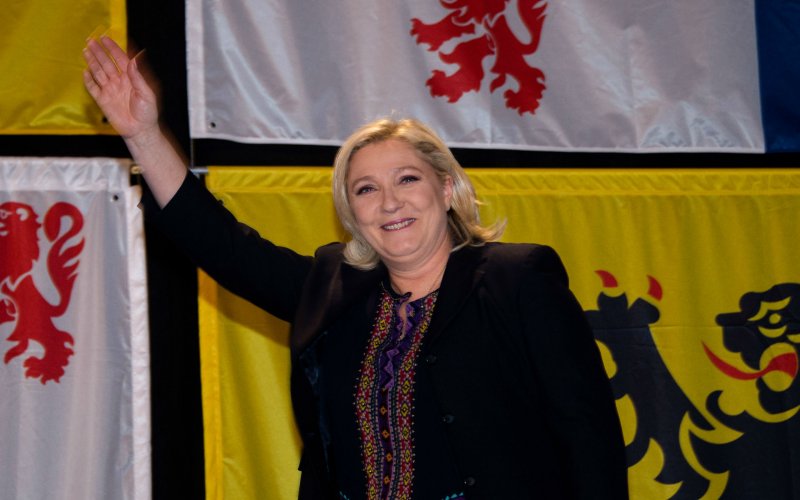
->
xmin=441 ymin=493 xmax=466 ymax=500
xmin=354 ymin=288 xmax=438 ymax=500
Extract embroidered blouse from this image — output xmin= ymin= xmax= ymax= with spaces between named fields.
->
xmin=317 ymin=283 xmax=467 ymax=500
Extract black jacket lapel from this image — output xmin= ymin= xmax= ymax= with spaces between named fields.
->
xmin=291 ymin=243 xmax=385 ymax=354
xmin=424 ymin=245 xmax=487 ymax=347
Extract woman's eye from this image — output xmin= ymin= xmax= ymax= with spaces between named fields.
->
xmin=400 ymin=175 xmax=420 ymax=184
xmin=355 ymin=185 xmax=375 ymax=195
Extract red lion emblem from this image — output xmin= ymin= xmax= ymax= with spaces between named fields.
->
xmin=411 ymin=0 xmax=547 ymax=115
xmin=0 ymin=201 xmax=84 ymax=384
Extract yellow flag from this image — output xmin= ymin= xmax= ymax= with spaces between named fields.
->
xmin=200 ymin=167 xmax=346 ymax=500
xmin=0 ymin=0 xmax=125 ymax=134
xmin=201 ymin=166 xmax=800 ymax=499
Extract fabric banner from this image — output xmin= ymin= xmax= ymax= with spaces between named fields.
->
xmin=0 ymin=158 xmax=150 ymax=500
xmin=0 ymin=0 xmax=125 ymax=134
xmin=186 ymin=0 xmax=800 ymax=152
xmin=198 ymin=168 xmax=339 ymax=500
xmin=200 ymin=166 xmax=800 ymax=499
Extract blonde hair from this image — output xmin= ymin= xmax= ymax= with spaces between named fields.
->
xmin=332 ymin=117 xmax=504 ymax=270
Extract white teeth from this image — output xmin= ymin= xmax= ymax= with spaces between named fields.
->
xmin=383 ymin=219 xmax=414 ymax=230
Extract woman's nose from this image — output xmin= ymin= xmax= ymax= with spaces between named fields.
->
xmin=380 ymin=187 xmax=403 ymax=212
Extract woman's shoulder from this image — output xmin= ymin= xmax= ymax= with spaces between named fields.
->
xmin=313 ymin=241 xmax=347 ymax=259
xmin=310 ymin=241 xmax=385 ymax=283
xmin=479 ymin=242 xmax=568 ymax=286
xmin=481 ymin=241 xmax=561 ymax=265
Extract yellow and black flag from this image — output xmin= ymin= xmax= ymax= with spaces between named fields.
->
xmin=198 ymin=166 xmax=800 ymax=499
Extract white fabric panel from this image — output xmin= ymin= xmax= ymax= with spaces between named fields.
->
xmin=187 ymin=0 xmax=763 ymax=152
xmin=0 ymin=158 xmax=150 ymax=500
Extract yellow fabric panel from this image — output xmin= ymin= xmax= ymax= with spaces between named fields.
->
xmin=200 ymin=166 xmax=800 ymax=499
xmin=200 ymin=167 xmax=346 ymax=500
xmin=0 ymin=0 xmax=124 ymax=134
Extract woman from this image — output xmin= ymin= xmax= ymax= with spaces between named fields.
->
xmin=83 ymin=37 xmax=628 ymax=499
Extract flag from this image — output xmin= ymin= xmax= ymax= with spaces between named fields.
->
xmin=200 ymin=165 xmax=800 ymax=499
xmin=0 ymin=157 xmax=150 ymax=500
xmin=198 ymin=168 xmax=341 ymax=500
xmin=0 ymin=0 xmax=126 ymax=134
xmin=186 ymin=0 xmax=800 ymax=152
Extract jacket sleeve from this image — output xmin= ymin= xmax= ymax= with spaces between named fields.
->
xmin=142 ymin=171 xmax=314 ymax=322
xmin=519 ymin=246 xmax=629 ymax=499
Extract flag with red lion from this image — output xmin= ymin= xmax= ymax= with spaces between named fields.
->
xmin=411 ymin=0 xmax=547 ymax=115
xmin=0 ymin=200 xmax=84 ymax=383
xmin=185 ymin=0 xmax=797 ymax=151
xmin=0 ymin=158 xmax=151 ymax=499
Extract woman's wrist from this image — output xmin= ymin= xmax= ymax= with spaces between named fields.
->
xmin=124 ymin=123 xmax=165 ymax=152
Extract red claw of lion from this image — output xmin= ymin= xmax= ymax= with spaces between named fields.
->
xmin=411 ymin=13 xmax=476 ymax=51
xmin=427 ymin=70 xmax=478 ymax=102
xmin=504 ymin=88 xmax=542 ymax=115
xmin=23 ymin=336 xmax=74 ymax=384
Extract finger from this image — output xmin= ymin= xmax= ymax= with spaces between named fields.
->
xmin=100 ymin=36 xmax=130 ymax=71
xmin=82 ymin=69 xmax=101 ymax=97
xmin=128 ymin=53 xmax=156 ymax=100
xmin=83 ymin=38 xmax=109 ymax=79
xmin=84 ymin=38 xmax=107 ymax=65
xmin=82 ymin=47 xmax=110 ymax=87
xmin=85 ymin=37 xmax=122 ymax=80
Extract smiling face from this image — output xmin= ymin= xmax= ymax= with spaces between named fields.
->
xmin=347 ymin=139 xmax=453 ymax=272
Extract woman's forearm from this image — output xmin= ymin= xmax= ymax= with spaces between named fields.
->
xmin=124 ymin=124 xmax=189 ymax=208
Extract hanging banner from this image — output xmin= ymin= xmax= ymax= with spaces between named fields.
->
xmin=199 ymin=166 xmax=800 ymax=499
xmin=198 ymin=168 xmax=338 ymax=500
xmin=0 ymin=0 xmax=125 ymax=134
xmin=187 ymin=0 xmax=800 ymax=151
xmin=0 ymin=158 xmax=150 ymax=499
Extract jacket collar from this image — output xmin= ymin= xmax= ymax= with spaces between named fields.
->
xmin=425 ymin=244 xmax=487 ymax=346
xmin=291 ymin=244 xmax=385 ymax=354
xmin=292 ymin=243 xmax=488 ymax=354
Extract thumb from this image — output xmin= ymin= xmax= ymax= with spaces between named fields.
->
xmin=127 ymin=53 xmax=160 ymax=123
xmin=128 ymin=53 xmax=151 ymax=95
xmin=129 ymin=51 xmax=161 ymax=101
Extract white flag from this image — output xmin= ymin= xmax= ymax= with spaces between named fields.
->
xmin=187 ymin=0 xmax=773 ymax=151
xmin=0 ymin=158 xmax=150 ymax=500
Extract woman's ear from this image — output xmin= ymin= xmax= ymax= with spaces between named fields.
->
xmin=442 ymin=175 xmax=454 ymax=210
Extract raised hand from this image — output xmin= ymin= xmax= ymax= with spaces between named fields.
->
xmin=83 ymin=36 xmax=188 ymax=207
xmin=83 ymin=37 xmax=158 ymax=140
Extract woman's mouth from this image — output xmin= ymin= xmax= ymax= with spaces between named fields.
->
xmin=382 ymin=218 xmax=415 ymax=231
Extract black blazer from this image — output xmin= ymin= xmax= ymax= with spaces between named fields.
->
xmin=149 ymin=173 xmax=628 ymax=499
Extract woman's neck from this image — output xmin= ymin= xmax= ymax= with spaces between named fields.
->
xmin=386 ymin=247 xmax=450 ymax=301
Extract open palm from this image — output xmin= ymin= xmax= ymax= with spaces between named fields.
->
xmin=83 ymin=37 xmax=158 ymax=139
